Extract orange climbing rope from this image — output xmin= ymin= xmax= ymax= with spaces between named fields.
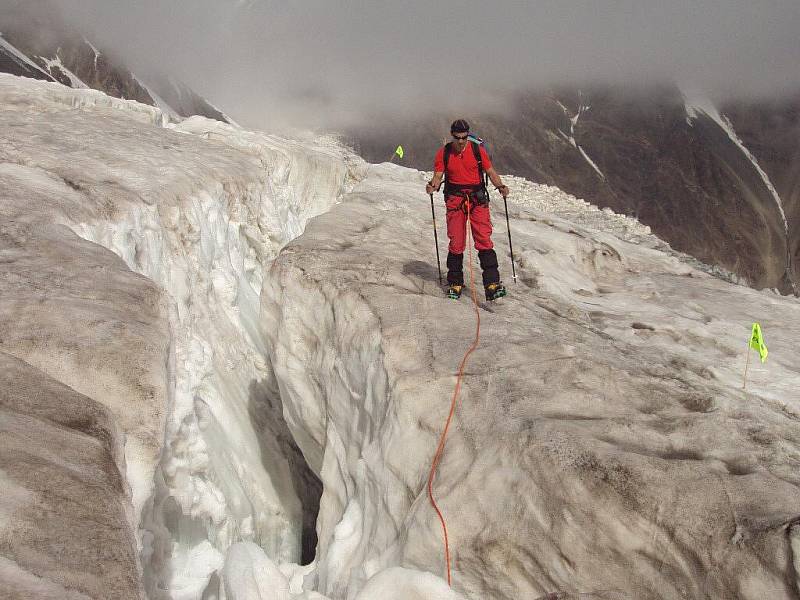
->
xmin=426 ymin=198 xmax=482 ymax=587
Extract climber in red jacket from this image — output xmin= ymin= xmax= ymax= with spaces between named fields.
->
xmin=426 ymin=119 xmax=509 ymax=301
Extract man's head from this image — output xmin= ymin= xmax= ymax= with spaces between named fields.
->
xmin=450 ymin=119 xmax=470 ymax=151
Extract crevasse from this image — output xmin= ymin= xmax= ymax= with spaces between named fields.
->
xmin=260 ymin=260 xmax=396 ymax=598
xmin=70 ymin=117 xmax=364 ymax=598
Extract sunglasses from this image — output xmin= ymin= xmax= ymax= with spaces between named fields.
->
xmin=452 ymin=133 xmax=469 ymax=141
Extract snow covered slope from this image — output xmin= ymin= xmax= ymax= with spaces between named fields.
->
xmin=2 ymin=73 xmax=800 ymax=600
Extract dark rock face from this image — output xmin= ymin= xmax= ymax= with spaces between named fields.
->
xmin=0 ymin=0 xmax=230 ymax=123
xmin=0 ymin=39 xmax=54 ymax=81
xmin=348 ymin=85 xmax=800 ymax=294
xmin=0 ymin=1 xmax=153 ymax=103
xmin=722 ymin=97 xmax=800 ymax=290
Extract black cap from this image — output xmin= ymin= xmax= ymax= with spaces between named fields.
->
xmin=450 ymin=119 xmax=470 ymax=134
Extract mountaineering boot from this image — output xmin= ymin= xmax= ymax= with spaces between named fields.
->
xmin=485 ymin=282 xmax=506 ymax=301
xmin=447 ymin=284 xmax=464 ymax=299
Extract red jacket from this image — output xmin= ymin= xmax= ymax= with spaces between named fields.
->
xmin=434 ymin=144 xmax=493 ymax=186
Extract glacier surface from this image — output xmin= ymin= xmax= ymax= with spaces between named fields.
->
xmin=2 ymin=73 xmax=800 ymax=600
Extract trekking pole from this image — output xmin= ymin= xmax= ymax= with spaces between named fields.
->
xmin=429 ymin=193 xmax=443 ymax=284
xmin=501 ymin=192 xmax=517 ymax=283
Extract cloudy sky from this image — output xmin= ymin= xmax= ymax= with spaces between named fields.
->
xmin=48 ymin=0 xmax=800 ymax=130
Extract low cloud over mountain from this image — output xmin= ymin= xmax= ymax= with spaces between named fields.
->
xmin=21 ymin=0 xmax=793 ymax=131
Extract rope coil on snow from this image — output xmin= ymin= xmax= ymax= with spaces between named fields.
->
xmin=427 ymin=197 xmax=482 ymax=587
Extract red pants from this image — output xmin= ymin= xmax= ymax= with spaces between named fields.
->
xmin=445 ymin=195 xmax=494 ymax=253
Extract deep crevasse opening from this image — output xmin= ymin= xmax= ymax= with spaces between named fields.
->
xmin=69 ymin=118 xmax=366 ymax=599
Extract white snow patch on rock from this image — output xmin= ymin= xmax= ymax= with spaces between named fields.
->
xmin=684 ymin=90 xmax=788 ymax=236
xmin=0 ymin=34 xmax=53 ymax=79
xmin=555 ymin=96 xmax=606 ymax=180
xmin=39 ymin=53 xmax=90 ymax=89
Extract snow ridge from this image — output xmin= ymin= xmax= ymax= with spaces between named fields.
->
xmin=263 ymin=160 xmax=800 ymax=599
xmin=0 ymin=33 xmax=54 ymax=80
xmin=0 ymin=72 xmax=365 ymax=597
xmin=133 ymin=74 xmax=182 ymax=122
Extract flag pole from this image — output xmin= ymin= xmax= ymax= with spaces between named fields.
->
xmin=388 ymin=145 xmax=404 ymax=163
xmin=743 ymin=343 xmax=751 ymax=390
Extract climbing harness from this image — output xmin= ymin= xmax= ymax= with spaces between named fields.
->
xmin=427 ymin=197 xmax=482 ymax=587
xmin=446 ymin=192 xmax=479 ymax=215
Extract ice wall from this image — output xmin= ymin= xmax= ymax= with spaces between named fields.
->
xmin=69 ymin=124 xmax=365 ymax=596
xmin=0 ymin=73 xmax=367 ymax=599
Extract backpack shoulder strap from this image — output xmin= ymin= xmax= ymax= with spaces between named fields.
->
xmin=470 ymin=141 xmax=487 ymax=188
xmin=470 ymin=141 xmax=482 ymax=169
xmin=443 ymin=142 xmax=453 ymax=172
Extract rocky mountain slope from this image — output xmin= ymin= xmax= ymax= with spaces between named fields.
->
xmin=347 ymin=85 xmax=800 ymax=295
xmin=2 ymin=73 xmax=800 ymax=600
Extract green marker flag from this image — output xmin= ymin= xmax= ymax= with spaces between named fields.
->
xmin=749 ymin=322 xmax=768 ymax=363
xmin=395 ymin=145 xmax=404 ymax=159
